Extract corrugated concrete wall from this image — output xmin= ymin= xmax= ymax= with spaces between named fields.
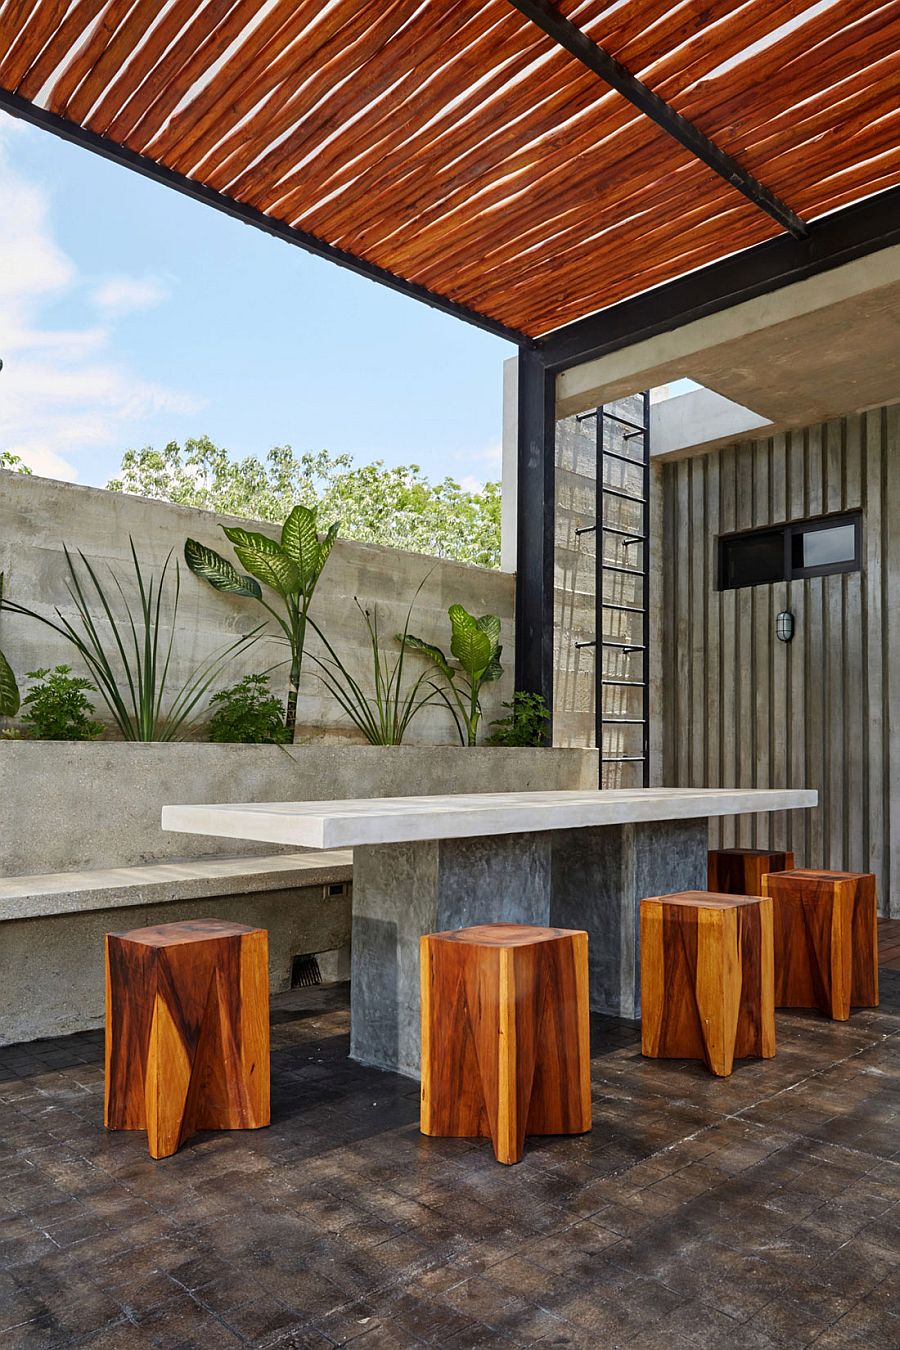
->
xmin=0 ymin=471 xmax=514 ymax=743
xmin=663 ymin=404 xmax=900 ymax=916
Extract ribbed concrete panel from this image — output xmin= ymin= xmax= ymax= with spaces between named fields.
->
xmin=663 ymin=405 xmax=900 ymax=915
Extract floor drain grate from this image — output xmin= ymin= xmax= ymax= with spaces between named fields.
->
xmin=290 ymin=954 xmax=322 ymax=988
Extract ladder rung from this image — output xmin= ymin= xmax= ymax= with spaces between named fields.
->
xmin=602 ymin=602 xmax=645 ymax=613
xmin=602 ymin=640 xmax=646 ymax=651
xmin=574 ymin=639 xmax=597 ymax=649
xmin=603 ymin=524 xmax=646 ymax=539
xmin=574 ymin=524 xmax=597 ymax=536
xmin=602 ymin=755 xmax=646 ymax=763
xmin=602 ymin=485 xmax=645 ymax=504
xmin=601 ymin=411 xmax=645 ymax=433
xmin=602 ymin=562 xmax=643 ymax=576
xmin=601 ymin=678 xmax=644 ymax=686
xmin=601 ymin=717 xmax=646 ymax=724
xmin=602 ymin=447 xmax=645 ymax=468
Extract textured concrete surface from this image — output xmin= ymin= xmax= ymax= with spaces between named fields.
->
xmin=556 ymin=242 xmax=900 ymax=435
xmin=163 ymin=788 xmax=816 ymax=851
xmin=0 ymin=969 xmax=897 ymax=1348
xmin=350 ymin=818 xmax=711 ymax=1077
xmin=0 ymin=883 xmax=352 ymax=1047
xmin=2 ymin=744 xmax=600 ymax=874
xmin=0 ymin=852 xmax=353 ymax=921
xmin=0 ymin=469 xmax=515 ymax=744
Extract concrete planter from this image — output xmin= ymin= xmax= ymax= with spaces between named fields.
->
xmin=3 ymin=741 xmax=601 ymax=874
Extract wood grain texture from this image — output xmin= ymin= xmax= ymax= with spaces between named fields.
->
xmin=761 ymin=869 xmax=879 ymax=1020
xmin=420 ymin=923 xmax=591 ymax=1166
xmin=105 ymin=919 xmax=270 ymax=1159
xmin=708 ymin=848 xmax=796 ymax=897
xmin=2 ymin=2 xmax=898 ymax=336
xmin=640 ymin=892 xmax=776 ymax=1076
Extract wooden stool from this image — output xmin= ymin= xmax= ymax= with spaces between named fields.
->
xmin=105 ymin=919 xmax=270 ymax=1159
xmin=640 ymin=892 xmax=775 ymax=1076
xmin=420 ymin=924 xmax=591 ymax=1165
xmin=708 ymin=847 xmax=795 ymax=895
xmin=761 ymin=870 xmax=879 ymax=1020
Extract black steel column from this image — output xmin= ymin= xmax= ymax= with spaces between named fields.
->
xmin=515 ymin=348 xmax=556 ymax=733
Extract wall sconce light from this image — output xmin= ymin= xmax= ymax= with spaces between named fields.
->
xmin=776 ymin=611 xmax=795 ymax=643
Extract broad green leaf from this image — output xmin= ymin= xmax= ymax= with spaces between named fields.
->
xmin=449 ymin=604 xmax=492 ymax=679
xmin=184 ymin=539 xmax=262 ymax=599
xmin=317 ymin=521 xmax=339 ymax=575
xmin=481 ymin=644 xmax=503 ymax=685
xmin=280 ymin=505 xmax=319 ymax=575
xmin=475 ymin=613 xmax=501 ymax=652
xmin=0 ymin=647 xmax=19 ymax=717
xmin=399 ymin=633 xmax=454 ymax=683
xmin=222 ymin=526 xmax=302 ymax=596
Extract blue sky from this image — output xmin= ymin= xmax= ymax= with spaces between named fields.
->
xmin=0 ymin=112 xmax=513 ymax=490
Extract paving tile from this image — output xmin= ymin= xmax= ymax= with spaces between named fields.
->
xmin=0 ymin=978 xmax=896 ymax=1347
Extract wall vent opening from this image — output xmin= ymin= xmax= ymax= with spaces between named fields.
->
xmin=291 ymin=954 xmax=322 ymax=988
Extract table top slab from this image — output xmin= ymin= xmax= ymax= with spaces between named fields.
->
xmin=162 ymin=787 xmax=817 ymax=851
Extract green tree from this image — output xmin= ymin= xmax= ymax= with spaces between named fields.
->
xmin=1 ymin=451 xmax=32 ymax=474
xmin=107 ymin=437 xmax=501 ymax=569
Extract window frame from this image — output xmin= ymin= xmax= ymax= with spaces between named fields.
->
xmin=787 ymin=512 xmax=862 ymax=580
xmin=716 ymin=510 xmax=862 ymax=591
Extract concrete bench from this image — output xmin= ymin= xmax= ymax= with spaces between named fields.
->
xmin=0 ymin=851 xmax=353 ymax=1046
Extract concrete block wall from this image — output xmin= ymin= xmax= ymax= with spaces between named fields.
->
xmin=0 ymin=470 xmax=515 ymax=744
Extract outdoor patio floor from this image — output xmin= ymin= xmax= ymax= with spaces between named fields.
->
xmin=1 ymin=966 xmax=898 ymax=1350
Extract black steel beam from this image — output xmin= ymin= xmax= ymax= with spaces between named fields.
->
xmin=538 ymin=183 xmax=900 ymax=372
xmin=515 ymin=348 xmax=556 ymax=733
xmin=0 ymin=87 xmax=529 ymax=348
xmin=505 ymin=0 xmax=807 ymax=239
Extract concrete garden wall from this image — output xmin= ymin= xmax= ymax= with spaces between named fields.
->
xmin=1 ymin=742 xmax=599 ymax=1043
xmin=2 ymin=742 xmax=601 ymax=874
xmin=0 ymin=469 xmax=515 ymax=743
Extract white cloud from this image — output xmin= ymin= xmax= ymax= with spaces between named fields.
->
xmin=458 ymin=441 xmax=502 ymax=493
xmin=91 ymin=274 xmax=170 ymax=316
xmin=0 ymin=119 xmax=201 ymax=482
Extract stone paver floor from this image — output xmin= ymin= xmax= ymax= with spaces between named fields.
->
xmin=1 ymin=970 xmax=898 ymax=1349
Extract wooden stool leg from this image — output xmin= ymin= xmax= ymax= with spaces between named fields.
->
xmin=642 ymin=899 xmax=773 ymax=1076
xmin=733 ymin=898 xmax=776 ymax=1061
xmin=421 ymin=932 xmax=591 ymax=1165
xmin=106 ymin=928 xmax=270 ymax=1159
xmin=850 ymin=875 xmax=879 ymax=1009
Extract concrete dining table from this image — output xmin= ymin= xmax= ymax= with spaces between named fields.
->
xmin=162 ymin=786 xmax=816 ymax=1078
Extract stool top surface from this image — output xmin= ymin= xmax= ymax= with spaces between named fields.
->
xmin=712 ymin=847 xmax=792 ymax=858
xmin=767 ymin=869 xmax=873 ymax=883
xmin=426 ymin=923 xmax=586 ymax=947
xmin=109 ymin=918 xmax=263 ymax=947
xmin=643 ymin=891 xmax=767 ymax=910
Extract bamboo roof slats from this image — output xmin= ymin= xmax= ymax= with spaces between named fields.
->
xmin=1 ymin=0 xmax=897 ymax=338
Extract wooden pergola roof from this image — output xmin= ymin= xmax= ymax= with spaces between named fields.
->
xmin=1 ymin=0 xmax=899 ymax=343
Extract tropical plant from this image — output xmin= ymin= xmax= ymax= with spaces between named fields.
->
xmin=486 ymin=691 xmax=551 ymax=747
xmin=0 ymin=573 xmax=20 ymax=718
xmin=108 ymin=438 xmax=501 ymax=568
xmin=1 ymin=451 xmax=32 ymax=474
xmin=20 ymin=665 xmax=104 ymax=740
xmin=185 ymin=503 xmax=338 ymax=737
xmin=308 ymin=582 xmax=442 ymax=745
xmin=401 ymin=603 xmax=502 ymax=746
xmin=207 ymin=674 xmax=292 ymax=744
xmin=0 ymin=541 xmax=261 ymax=741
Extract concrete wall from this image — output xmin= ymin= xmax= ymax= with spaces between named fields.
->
xmin=552 ymin=403 xmax=663 ymax=785
xmin=1 ymin=742 xmax=601 ymax=875
xmin=0 ymin=884 xmax=352 ymax=1045
xmin=0 ymin=470 xmax=514 ymax=744
xmin=663 ymin=404 xmax=900 ymax=916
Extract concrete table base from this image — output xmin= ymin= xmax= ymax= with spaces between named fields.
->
xmin=350 ymin=818 xmax=708 ymax=1078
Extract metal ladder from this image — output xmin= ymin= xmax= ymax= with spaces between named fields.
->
xmin=573 ymin=392 xmax=650 ymax=787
